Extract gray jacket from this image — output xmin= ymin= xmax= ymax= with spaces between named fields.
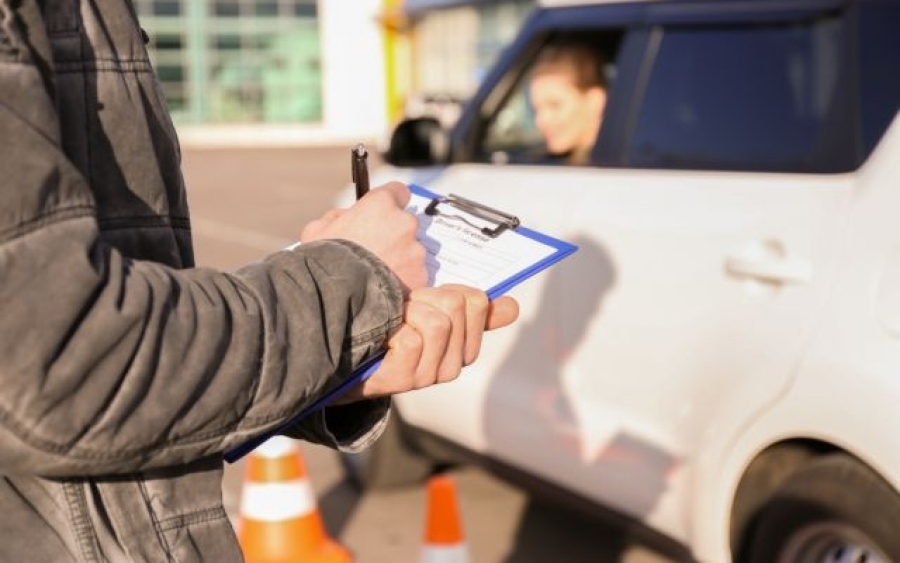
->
xmin=0 ymin=0 xmax=402 ymax=560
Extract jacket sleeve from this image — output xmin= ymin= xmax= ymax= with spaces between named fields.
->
xmin=0 ymin=1 xmax=402 ymax=476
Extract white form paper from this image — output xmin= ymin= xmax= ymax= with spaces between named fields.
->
xmin=406 ymin=189 xmax=558 ymax=292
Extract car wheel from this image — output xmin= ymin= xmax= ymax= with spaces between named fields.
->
xmin=742 ymin=453 xmax=900 ymax=563
xmin=340 ymin=413 xmax=435 ymax=491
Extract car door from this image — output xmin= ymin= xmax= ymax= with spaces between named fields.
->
xmin=392 ymin=3 xmax=857 ymax=535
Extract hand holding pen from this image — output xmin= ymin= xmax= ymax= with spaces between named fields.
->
xmin=352 ymin=143 xmax=370 ymax=200
xmin=301 ymin=149 xmax=426 ymax=289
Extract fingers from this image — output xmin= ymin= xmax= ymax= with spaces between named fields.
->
xmin=438 ymin=284 xmax=488 ymax=365
xmin=371 ymin=181 xmax=412 ymax=208
xmin=354 ymin=182 xmax=412 ymax=218
xmin=365 ymin=289 xmax=463 ymax=396
xmin=364 ymin=325 xmax=424 ymax=396
xmin=357 ymin=286 xmax=520 ymax=400
xmin=372 ymin=289 xmax=465 ymax=391
xmin=339 ymin=325 xmax=423 ymax=402
xmin=425 ymin=286 xmax=520 ymax=362
xmin=407 ymin=287 xmax=467 ymax=381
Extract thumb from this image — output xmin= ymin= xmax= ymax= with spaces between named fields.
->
xmin=485 ymin=296 xmax=519 ymax=331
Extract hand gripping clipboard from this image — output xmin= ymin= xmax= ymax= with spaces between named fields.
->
xmin=224 ymin=184 xmax=578 ymax=462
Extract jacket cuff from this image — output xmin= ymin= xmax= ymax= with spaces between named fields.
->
xmin=283 ymin=398 xmax=391 ymax=452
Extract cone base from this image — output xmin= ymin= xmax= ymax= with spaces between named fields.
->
xmin=243 ymin=538 xmax=352 ymax=563
xmin=420 ymin=544 xmax=471 ymax=563
xmin=240 ymin=519 xmax=353 ymax=563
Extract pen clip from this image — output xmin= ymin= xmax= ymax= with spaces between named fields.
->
xmin=424 ymin=193 xmax=520 ymax=238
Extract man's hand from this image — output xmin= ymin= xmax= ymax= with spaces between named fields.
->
xmin=302 ymin=182 xmax=520 ymax=400
xmin=339 ymin=284 xmax=520 ymax=402
xmin=300 ymin=182 xmax=427 ymax=291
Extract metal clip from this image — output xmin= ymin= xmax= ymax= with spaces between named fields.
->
xmin=424 ymin=194 xmax=520 ymax=238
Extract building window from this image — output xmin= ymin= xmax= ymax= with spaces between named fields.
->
xmin=135 ymin=0 xmax=322 ymax=125
xmin=153 ymin=0 xmax=181 ymax=16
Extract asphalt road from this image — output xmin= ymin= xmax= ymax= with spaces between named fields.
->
xmin=181 ymin=145 xmax=682 ymax=563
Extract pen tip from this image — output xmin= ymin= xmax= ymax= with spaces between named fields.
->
xmin=354 ymin=143 xmax=367 ymax=156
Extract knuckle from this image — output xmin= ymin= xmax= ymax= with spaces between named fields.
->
xmin=393 ymin=328 xmax=423 ymax=354
xmin=443 ymin=284 xmax=488 ymax=308
xmin=437 ymin=290 xmax=466 ymax=316
xmin=421 ymin=308 xmax=452 ymax=335
xmin=469 ymin=289 xmax=489 ymax=311
xmin=371 ymin=189 xmax=394 ymax=206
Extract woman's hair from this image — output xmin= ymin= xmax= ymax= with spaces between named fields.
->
xmin=529 ymin=42 xmax=607 ymax=91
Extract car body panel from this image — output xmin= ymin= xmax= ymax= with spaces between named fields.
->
xmin=378 ymin=158 xmax=851 ymax=545
xmin=354 ymin=0 xmax=900 ymax=559
xmin=693 ymin=118 xmax=900 ymax=557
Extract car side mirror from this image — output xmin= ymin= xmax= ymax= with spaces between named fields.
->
xmin=382 ymin=117 xmax=449 ymax=167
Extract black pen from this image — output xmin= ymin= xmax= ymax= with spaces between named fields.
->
xmin=351 ymin=143 xmax=370 ymax=200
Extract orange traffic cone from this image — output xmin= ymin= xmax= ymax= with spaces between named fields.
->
xmin=419 ymin=475 xmax=471 ymax=563
xmin=237 ymin=436 xmax=353 ymax=563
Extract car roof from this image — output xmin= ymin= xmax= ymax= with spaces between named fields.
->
xmin=532 ymin=0 xmax=847 ymax=24
xmin=537 ymin=0 xmax=657 ymax=5
xmin=537 ymin=0 xmax=848 ymax=8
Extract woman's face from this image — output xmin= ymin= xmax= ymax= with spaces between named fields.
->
xmin=529 ymin=71 xmax=606 ymax=158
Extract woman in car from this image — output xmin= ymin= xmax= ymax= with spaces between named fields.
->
xmin=528 ymin=42 xmax=608 ymax=165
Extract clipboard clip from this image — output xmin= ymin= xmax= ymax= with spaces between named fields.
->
xmin=424 ymin=193 xmax=520 ymax=238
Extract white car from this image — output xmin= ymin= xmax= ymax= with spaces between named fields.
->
xmin=343 ymin=0 xmax=900 ymax=561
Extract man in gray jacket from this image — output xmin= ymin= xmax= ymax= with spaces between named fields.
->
xmin=0 ymin=0 xmax=519 ymax=561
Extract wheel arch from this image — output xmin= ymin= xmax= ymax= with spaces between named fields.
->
xmin=727 ymin=435 xmax=900 ymax=562
xmin=728 ymin=441 xmax=900 ymax=562
xmin=728 ymin=438 xmax=838 ymax=559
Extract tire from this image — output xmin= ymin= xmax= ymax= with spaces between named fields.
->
xmin=741 ymin=453 xmax=900 ymax=563
xmin=340 ymin=413 xmax=435 ymax=491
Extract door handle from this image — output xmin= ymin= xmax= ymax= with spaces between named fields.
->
xmin=725 ymin=256 xmax=812 ymax=285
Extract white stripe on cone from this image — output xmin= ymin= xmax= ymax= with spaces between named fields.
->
xmin=420 ymin=545 xmax=471 ymax=563
xmin=252 ymin=435 xmax=298 ymax=458
xmin=239 ymin=480 xmax=316 ymax=521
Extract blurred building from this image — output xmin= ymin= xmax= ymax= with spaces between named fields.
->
xmin=134 ymin=0 xmax=533 ymax=145
xmin=404 ymin=1 xmax=533 ymax=99
xmin=381 ymin=0 xmax=534 ymax=125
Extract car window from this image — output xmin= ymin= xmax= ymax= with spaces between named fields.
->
xmin=628 ymin=15 xmax=852 ymax=173
xmin=478 ymin=31 xmax=624 ymax=166
xmin=858 ymin=0 xmax=900 ymax=157
xmin=481 ymin=77 xmax=543 ymax=163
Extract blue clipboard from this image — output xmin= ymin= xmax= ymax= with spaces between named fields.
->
xmin=224 ymin=184 xmax=578 ymax=463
